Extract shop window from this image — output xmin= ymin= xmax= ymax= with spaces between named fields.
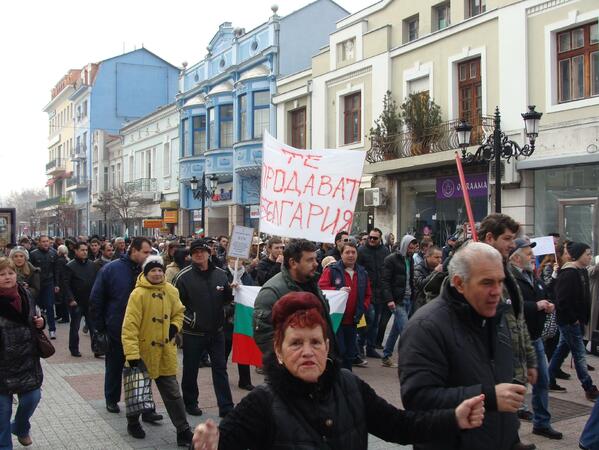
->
xmin=220 ymin=104 xmax=233 ymax=148
xmin=404 ymin=15 xmax=419 ymax=43
xmin=433 ymin=2 xmax=450 ymax=31
xmin=253 ymin=91 xmax=270 ymax=139
xmin=343 ymin=92 xmax=361 ymax=145
xmin=239 ymin=94 xmax=249 ymax=141
xmin=557 ymin=21 xmax=599 ymax=102
xmin=291 ymin=107 xmax=306 ymax=149
xmin=192 ymin=116 xmax=206 ymax=155
xmin=466 ymin=0 xmax=485 ymax=18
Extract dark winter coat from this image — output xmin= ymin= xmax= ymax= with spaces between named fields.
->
xmin=254 ymin=265 xmax=333 ymax=355
xmin=399 ymin=282 xmax=519 ymax=450
xmin=509 ymin=265 xmax=549 ymax=341
xmin=173 ymin=262 xmax=233 ymax=335
xmin=90 ymin=255 xmax=140 ymax=340
xmin=30 ymin=247 xmax=58 ymax=286
xmin=216 ymin=352 xmax=458 ymax=450
xmin=555 ymin=263 xmax=591 ymax=326
xmin=54 ymin=254 xmax=68 ymax=305
xmin=381 ymin=253 xmax=414 ymax=304
xmin=255 ymin=257 xmax=281 ymax=286
xmin=0 ymin=284 xmax=44 ymax=395
xmin=64 ymin=258 xmax=97 ymax=309
xmin=413 ymin=260 xmax=444 ymax=311
xmin=357 ymin=243 xmax=390 ymax=304
xmin=16 ymin=263 xmax=41 ymax=302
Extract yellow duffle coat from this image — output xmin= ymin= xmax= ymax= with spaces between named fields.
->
xmin=122 ymin=273 xmax=184 ymax=379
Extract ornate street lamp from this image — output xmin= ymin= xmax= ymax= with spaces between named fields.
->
xmin=455 ymin=105 xmax=542 ymax=213
xmin=189 ymin=173 xmax=219 ymax=235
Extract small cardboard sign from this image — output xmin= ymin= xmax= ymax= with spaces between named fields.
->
xmin=530 ymin=236 xmax=555 ymax=257
xmin=228 ymin=225 xmax=255 ymax=260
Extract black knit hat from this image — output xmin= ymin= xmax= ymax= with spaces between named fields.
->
xmin=143 ymin=255 xmax=165 ymax=277
xmin=189 ymin=238 xmax=212 ymax=254
xmin=567 ymin=242 xmax=590 ymax=261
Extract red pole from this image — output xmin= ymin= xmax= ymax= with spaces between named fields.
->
xmin=454 ymin=152 xmax=478 ymax=242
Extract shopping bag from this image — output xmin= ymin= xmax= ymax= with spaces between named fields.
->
xmin=123 ymin=360 xmax=155 ymax=416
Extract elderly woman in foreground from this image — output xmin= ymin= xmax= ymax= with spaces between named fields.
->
xmin=191 ymin=291 xmax=485 ymax=450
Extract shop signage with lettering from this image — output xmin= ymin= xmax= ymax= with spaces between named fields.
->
xmin=436 ymin=173 xmax=488 ymax=200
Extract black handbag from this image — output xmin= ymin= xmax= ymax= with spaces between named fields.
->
xmin=92 ymin=331 xmax=110 ymax=355
xmin=34 ymin=328 xmax=55 ymax=358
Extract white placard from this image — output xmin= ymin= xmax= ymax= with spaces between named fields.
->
xmin=228 ymin=225 xmax=255 ymax=260
xmin=259 ymin=131 xmax=365 ymax=243
xmin=530 ymin=236 xmax=556 ymax=256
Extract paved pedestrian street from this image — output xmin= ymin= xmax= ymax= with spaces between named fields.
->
xmin=12 ymin=323 xmax=598 ymax=449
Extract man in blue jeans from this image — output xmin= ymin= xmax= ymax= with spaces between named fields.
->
xmin=580 ymin=398 xmax=599 ymax=449
xmin=549 ymin=242 xmax=599 ymax=402
xmin=30 ymin=235 xmax=58 ymax=339
xmin=380 ymin=234 xmax=417 ymax=367
xmin=509 ymin=239 xmax=563 ymax=440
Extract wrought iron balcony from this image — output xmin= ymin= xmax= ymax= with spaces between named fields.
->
xmin=71 ymin=144 xmax=87 ymax=160
xmin=36 ymin=196 xmax=71 ymax=209
xmin=66 ymin=176 xmax=88 ymax=190
xmin=366 ymin=116 xmax=494 ymax=163
xmin=45 ymin=158 xmax=67 ymax=174
xmin=125 ymin=178 xmax=157 ymax=193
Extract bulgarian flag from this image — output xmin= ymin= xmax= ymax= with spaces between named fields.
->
xmin=232 ymin=286 xmax=348 ymax=367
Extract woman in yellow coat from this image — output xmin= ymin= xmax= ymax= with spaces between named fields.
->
xmin=122 ymin=255 xmax=193 ymax=447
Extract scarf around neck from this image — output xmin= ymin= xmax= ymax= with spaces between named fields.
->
xmin=0 ymin=285 xmax=22 ymax=313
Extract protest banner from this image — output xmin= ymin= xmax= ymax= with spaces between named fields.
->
xmin=232 ymin=285 xmax=348 ymax=367
xmin=259 ymin=131 xmax=366 ymax=243
xmin=228 ymin=225 xmax=254 ymax=260
xmin=530 ymin=236 xmax=556 ymax=257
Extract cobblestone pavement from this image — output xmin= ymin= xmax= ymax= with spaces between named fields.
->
xmin=10 ymin=323 xmax=599 ymax=449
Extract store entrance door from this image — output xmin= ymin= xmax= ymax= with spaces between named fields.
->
xmin=558 ymin=197 xmax=599 ymax=256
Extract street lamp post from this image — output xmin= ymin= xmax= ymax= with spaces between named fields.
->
xmin=189 ymin=173 xmax=218 ymax=236
xmin=455 ymin=105 xmax=542 ymax=213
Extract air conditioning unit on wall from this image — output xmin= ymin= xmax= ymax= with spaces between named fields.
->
xmin=364 ymin=188 xmax=386 ymax=207
xmin=489 ymin=160 xmax=521 ymax=185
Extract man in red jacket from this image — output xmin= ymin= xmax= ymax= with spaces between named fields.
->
xmin=319 ymin=241 xmax=371 ymax=370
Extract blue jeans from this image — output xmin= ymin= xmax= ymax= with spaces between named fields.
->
xmin=182 ymin=332 xmax=233 ymax=415
xmin=549 ymin=323 xmax=594 ymax=391
xmin=531 ymin=339 xmax=551 ymax=429
xmin=38 ymin=284 xmax=56 ymax=332
xmin=383 ymin=298 xmax=411 ymax=359
xmin=580 ymin=398 xmax=599 ymax=449
xmin=358 ymin=304 xmax=376 ymax=351
xmin=337 ymin=324 xmax=358 ymax=371
xmin=0 ymin=389 xmax=41 ymax=450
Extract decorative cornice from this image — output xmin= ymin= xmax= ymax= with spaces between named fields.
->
xmin=325 ymin=66 xmax=372 ymax=87
xmin=527 ymin=0 xmax=573 ymax=16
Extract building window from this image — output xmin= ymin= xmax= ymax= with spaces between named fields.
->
xmin=458 ymin=57 xmax=482 ymax=138
xmin=93 ymin=168 xmax=98 ymax=193
xmin=220 ymin=104 xmax=233 ymax=148
xmin=110 ymin=165 xmax=115 ymax=189
xmin=343 ymin=92 xmax=361 ymax=145
xmin=163 ymin=142 xmax=171 ymax=177
xmin=291 ymin=108 xmax=306 ymax=149
xmin=116 ymin=163 xmax=121 ymax=187
xmin=239 ymin=94 xmax=249 ymax=141
xmin=253 ymin=91 xmax=270 ymax=139
xmin=208 ymin=108 xmax=216 ymax=149
xmin=557 ymin=22 xmax=599 ymax=102
xmin=433 ymin=2 xmax=450 ymax=31
xmin=404 ymin=15 xmax=419 ymax=43
xmin=129 ymin=156 xmax=134 ymax=180
xmin=466 ymin=0 xmax=486 ymax=18
xmin=181 ymin=118 xmax=189 ymax=156
xmin=82 ymin=100 xmax=88 ymax=118
xmin=338 ymin=38 xmax=356 ymax=63
xmin=192 ymin=116 xmax=206 ymax=155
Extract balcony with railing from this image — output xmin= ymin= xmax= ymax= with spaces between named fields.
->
xmin=366 ymin=116 xmax=494 ymax=164
xmin=66 ymin=176 xmax=88 ymax=191
xmin=36 ymin=196 xmax=71 ymax=209
xmin=45 ymin=158 xmax=67 ymax=175
xmin=125 ymin=178 xmax=157 ymax=199
xmin=71 ymin=144 xmax=87 ymax=161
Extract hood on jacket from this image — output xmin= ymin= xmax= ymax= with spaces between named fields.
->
xmin=398 ymin=234 xmax=417 ymax=257
xmin=135 ymin=272 xmax=166 ymax=290
xmin=561 ymin=262 xmax=579 ymax=271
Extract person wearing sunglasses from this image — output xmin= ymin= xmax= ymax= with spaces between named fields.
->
xmin=326 ymin=231 xmax=350 ymax=261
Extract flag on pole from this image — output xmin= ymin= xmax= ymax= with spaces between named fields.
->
xmin=232 ymin=286 xmax=348 ymax=367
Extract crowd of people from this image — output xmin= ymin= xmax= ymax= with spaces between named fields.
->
xmin=1 ymin=213 xmax=599 ymax=449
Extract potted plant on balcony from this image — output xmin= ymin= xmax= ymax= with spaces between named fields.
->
xmin=401 ymin=92 xmax=442 ymax=155
xmin=368 ymin=91 xmax=402 ymax=162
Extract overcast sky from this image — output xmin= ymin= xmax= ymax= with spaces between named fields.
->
xmin=0 ymin=0 xmax=365 ymax=196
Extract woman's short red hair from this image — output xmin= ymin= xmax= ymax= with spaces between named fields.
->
xmin=272 ymin=292 xmax=327 ymax=348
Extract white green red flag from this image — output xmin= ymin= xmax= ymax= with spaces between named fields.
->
xmin=232 ymin=286 xmax=348 ymax=367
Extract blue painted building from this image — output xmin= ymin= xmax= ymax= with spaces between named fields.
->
xmin=178 ymin=0 xmax=348 ymax=236
xmin=68 ymin=48 xmax=179 ymax=235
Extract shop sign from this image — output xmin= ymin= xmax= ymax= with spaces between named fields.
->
xmin=143 ymin=219 xmax=163 ymax=228
xmin=193 ymin=210 xmax=202 ymax=221
xmin=163 ymin=210 xmax=178 ymax=224
xmin=249 ymin=205 xmax=260 ymax=219
xmin=436 ymin=173 xmax=488 ymax=200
